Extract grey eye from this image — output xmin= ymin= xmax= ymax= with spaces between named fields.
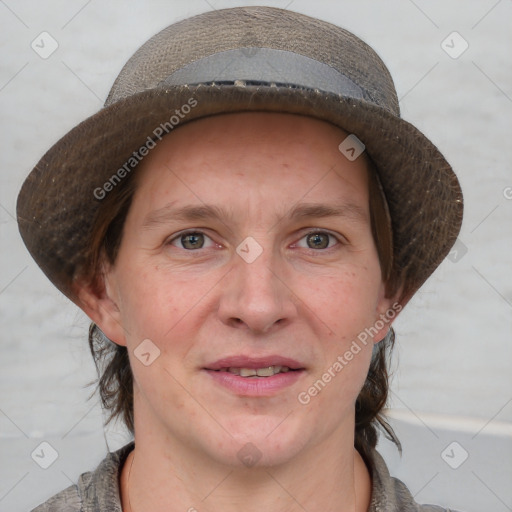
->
xmin=306 ymin=232 xmax=330 ymax=249
xmin=181 ymin=232 xmax=205 ymax=249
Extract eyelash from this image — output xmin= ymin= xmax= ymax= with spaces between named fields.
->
xmin=167 ymin=229 xmax=343 ymax=251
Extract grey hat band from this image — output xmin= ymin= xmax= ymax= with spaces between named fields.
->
xmin=161 ymin=48 xmax=364 ymax=99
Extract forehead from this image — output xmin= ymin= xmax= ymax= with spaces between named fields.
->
xmin=130 ymin=112 xmax=370 ymax=219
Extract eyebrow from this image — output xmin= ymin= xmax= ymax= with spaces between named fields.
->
xmin=142 ymin=202 xmax=235 ymax=228
xmin=141 ymin=201 xmax=368 ymax=229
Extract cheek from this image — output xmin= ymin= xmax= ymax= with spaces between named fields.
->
xmin=297 ymin=338 xmax=373 ymax=434
xmin=129 ymin=355 xmax=201 ymax=439
xmin=114 ymin=263 xmax=202 ymax=347
xmin=115 ymin=266 xmax=203 ymax=408
xmin=298 ymin=263 xmax=383 ymax=341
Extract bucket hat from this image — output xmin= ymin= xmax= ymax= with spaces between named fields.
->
xmin=16 ymin=6 xmax=463 ymax=301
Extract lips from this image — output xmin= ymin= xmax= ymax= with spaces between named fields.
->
xmin=203 ymin=355 xmax=306 ymax=396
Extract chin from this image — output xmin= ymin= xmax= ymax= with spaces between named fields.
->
xmin=216 ymin=416 xmax=311 ymax=469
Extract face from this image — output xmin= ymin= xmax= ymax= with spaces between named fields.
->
xmin=88 ymin=112 xmax=395 ymax=468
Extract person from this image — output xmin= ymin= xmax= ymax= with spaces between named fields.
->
xmin=17 ymin=6 xmax=463 ymax=512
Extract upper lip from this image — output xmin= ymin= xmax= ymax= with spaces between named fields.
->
xmin=204 ymin=355 xmax=305 ymax=371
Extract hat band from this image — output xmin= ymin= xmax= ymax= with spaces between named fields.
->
xmin=161 ymin=47 xmax=364 ymax=98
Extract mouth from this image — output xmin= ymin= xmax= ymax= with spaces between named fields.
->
xmin=204 ymin=355 xmax=305 ymax=373
xmin=203 ymin=356 xmax=305 ymax=396
xmin=212 ymin=365 xmax=297 ymax=377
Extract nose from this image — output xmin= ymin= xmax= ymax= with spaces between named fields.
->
xmin=217 ymin=245 xmax=298 ymax=334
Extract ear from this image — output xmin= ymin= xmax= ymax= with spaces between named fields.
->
xmin=372 ymin=283 xmax=404 ymax=343
xmin=73 ymin=270 xmax=127 ymax=347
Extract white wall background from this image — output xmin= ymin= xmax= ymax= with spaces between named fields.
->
xmin=0 ymin=0 xmax=511 ymax=510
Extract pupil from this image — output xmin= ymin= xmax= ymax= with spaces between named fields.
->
xmin=182 ymin=233 xmax=204 ymax=249
xmin=307 ymin=233 xmax=329 ymax=249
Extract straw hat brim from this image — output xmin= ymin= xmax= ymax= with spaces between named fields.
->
xmin=16 ymin=82 xmax=463 ymax=301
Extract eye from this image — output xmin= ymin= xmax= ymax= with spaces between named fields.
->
xmin=296 ymin=231 xmax=339 ymax=250
xmin=168 ymin=231 xmax=216 ymax=250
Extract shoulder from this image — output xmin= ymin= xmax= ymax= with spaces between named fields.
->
xmin=368 ymin=448 xmax=463 ymax=512
xmin=30 ymin=442 xmax=134 ymax=512
xmin=31 ymin=481 xmax=85 ymax=512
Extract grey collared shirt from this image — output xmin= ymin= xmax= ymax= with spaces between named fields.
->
xmin=31 ymin=442 xmax=460 ymax=511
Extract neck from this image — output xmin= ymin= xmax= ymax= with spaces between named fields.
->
xmin=120 ymin=422 xmax=372 ymax=512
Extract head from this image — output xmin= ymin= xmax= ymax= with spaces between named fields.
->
xmin=76 ymin=111 xmax=404 ymax=466
xmin=17 ymin=4 xmax=462 ymax=469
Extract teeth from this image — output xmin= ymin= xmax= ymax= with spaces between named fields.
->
xmin=225 ymin=366 xmax=291 ymax=377
xmin=256 ymin=366 xmax=278 ymax=377
xmin=239 ymin=368 xmax=257 ymax=377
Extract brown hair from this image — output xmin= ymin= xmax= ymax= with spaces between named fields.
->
xmin=83 ymin=147 xmax=402 ymax=460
